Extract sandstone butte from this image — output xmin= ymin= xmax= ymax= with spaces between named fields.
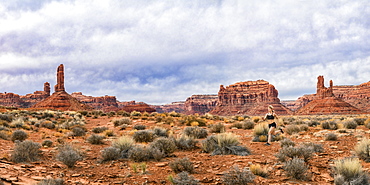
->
xmin=209 ymin=80 xmax=292 ymax=116
xmin=31 ymin=64 xmax=92 ymax=111
xmin=184 ymin=95 xmax=218 ymax=115
xmin=295 ymin=76 xmax=364 ymax=115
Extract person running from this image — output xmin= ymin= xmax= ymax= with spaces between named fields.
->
xmin=263 ymin=105 xmax=284 ymax=146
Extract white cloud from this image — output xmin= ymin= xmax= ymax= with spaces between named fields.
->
xmin=0 ymin=0 xmax=369 ymax=104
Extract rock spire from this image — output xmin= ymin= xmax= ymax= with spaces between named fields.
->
xmin=54 ymin=64 xmax=65 ymax=92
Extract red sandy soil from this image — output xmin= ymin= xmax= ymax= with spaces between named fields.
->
xmin=1 ymin=115 xmax=370 ymax=185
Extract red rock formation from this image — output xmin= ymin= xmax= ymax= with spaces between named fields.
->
xmin=0 ymin=83 xmax=50 ymax=108
xmin=44 ymin=82 xmax=50 ymax=96
xmin=31 ymin=91 xmax=92 ymax=111
xmin=296 ymin=76 xmax=363 ymax=115
xmin=71 ymin=92 xmax=119 ymax=112
xmin=210 ymin=80 xmax=292 ymax=116
xmin=32 ymin=64 xmax=92 ymax=111
xmin=152 ymin=101 xmax=185 ymax=113
xmin=54 ymin=64 xmax=65 ymax=92
xmin=184 ymin=95 xmax=218 ymax=114
xmin=332 ymin=82 xmax=370 ymax=112
xmin=118 ymin=101 xmax=156 ymax=113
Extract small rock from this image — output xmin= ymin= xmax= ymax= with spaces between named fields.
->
xmin=31 ymin=176 xmax=45 ymax=181
xmin=155 ymin=162 xmax=168 ymax=167
xmin=71 ymin=174 xmax=81 ymax=177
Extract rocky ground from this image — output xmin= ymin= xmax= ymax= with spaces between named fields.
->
xmin=1 ymin=113 xmax=370 ymax=185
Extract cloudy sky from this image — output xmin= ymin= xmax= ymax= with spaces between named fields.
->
xmin=0 ymin=0 xmax=369 ymax=104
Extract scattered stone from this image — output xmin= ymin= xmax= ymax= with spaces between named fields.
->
xmin=155 ymin=163 xmax=168 ymax=167
xmin=71 ymin=174 xmax=81 ymax=177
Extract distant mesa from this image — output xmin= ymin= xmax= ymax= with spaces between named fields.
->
xmin=209 ymin=80 xmax=292 ymax=116
xmin=295 ymin=76 xmax=364 ymax=115
xmin=184 ymin=95 xmax=218 ymax=115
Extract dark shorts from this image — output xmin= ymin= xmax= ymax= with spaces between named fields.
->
xmin=268 ymin=122 xmax=277 ymax=128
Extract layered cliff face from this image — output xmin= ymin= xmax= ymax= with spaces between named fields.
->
xmin=118 ymin=101 xmax=156 ymax=113
xmin=152 ymin=102 xmax=185 ymax=113
xmin=184 ymin=95 xmax=218 ymax=114
xmin=296 ymin=76 xmax=363 ymax=115
xmin=210 ymin=80 xmax=292 ymax=116
xmin=71 ymin=92 xmax=119 ymax=112
xmin=332 ymin=82 xmax=370 ymax=112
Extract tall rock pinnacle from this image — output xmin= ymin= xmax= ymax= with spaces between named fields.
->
xmin=54 ymin=64 xmax=65 ymax=92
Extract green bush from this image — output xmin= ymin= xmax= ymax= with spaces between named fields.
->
xmin=133 ymin=130 xmax=155 ymax=143
xmin=56 ymin=144 xmax=83 ymax=168
xmin=87 ymin=134 xmax=105 ymax=144
xmin=334 ymin=157 xmax=369 ymax=185
xmin=183 ymin=126 xmax=208 ymax=139
xmin=222 ymin=165 xmax=255 ymax=185
xmin=170 ymin=157 xmax=194 ymax=174
xmin=11 ymin=140 xmax=41 ymax=163
xmin=284 ymin=157 xmax=308 ymax=180
xmin=149 ymin=137 xmax=177 ymax=156
xmin=172 ymin=171 xmax=200 ymax=185
xmin=11 ymin=130 xmax=28 ymax=142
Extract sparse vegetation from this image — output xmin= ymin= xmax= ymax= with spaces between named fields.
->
xmin=283 ymin=157 xmax=309 ymax=180
xmin=325 ymin=133 xmax=338 ymax=141
xmin=133 ymin=130 xmax=155 ymax=143
xmin=149 ymin=137 xmax=177 ymax=156
xmin=56 ymin=144 xmax=83 ymax=168
xmin=87 ymin=134 xmax=105 ymax=144
xmin=37 ymin=178 xmax=64 ymax=185
xmin=113 ymin=118 xmax=132 ymax=126
xmin=209 ymin=122 xmax=225 ymax=133
xmin=280 ymin=138 xmax=295 ymax=148
xmin=201 ymin=132 xmax=251 ymax=156
xmin=128 ymin=145 xmax=151 ymax=162
xmin=174 ymin=136 xmax=198 ymax=150
xmin=183 ymin=126 xmax=208 ymax=139
xmin=250 ymin=164 xmax=268 ymax=177
xmin=101 ymin=146 xmax=120 ymax=162
xmin=334 ymin=157 xmax=369 ymax=185
xmin=11 ymin=129 xmax=28 ymax=142
xmin=343 ymin=119 xmax=358 ymax=129
xmin=354 ymin=138 xmax=370 ymax=162
xmin=92 ymin=126 xmax=108 ymax=133
xmin=172 ymin=171 xmax=200 ymax=185
xmin=321 ymin=121 xmax=338 ymax=130
xmin=222 ymin=165 xmax=255 ymax=185
xmin=11 ymin=140 xmax=41 ymax=163
xmin=170 ymin=157 xmax=194 ymax=174
xmin=133 ymin=124 xmax=146 ymax=130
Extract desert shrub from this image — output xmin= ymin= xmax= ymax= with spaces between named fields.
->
xmin=133 ymin=130 xmax=155 ymax=143
xmin=10 ymin=117 xmax=25 ymax=128
xmin=250 ymin=164 xmax=268 ymax=177
xmin=130 ymin=111 xmax=142 ymax=117
xmin=37 ymin=178 xmax=64 ymax=185
xmin=40 ymin=121 xmax=55 ymax=129
xmin=11 ymin=140 xmax=41 ymax=163
xmin=92 ymin=126 xmax=108 ymax=133
xmin=222 ymin=165 xmax=255 ymax=185
xmin=113 ymin=118 xmax=132 ymax=126
xmin=285 ymin=125 xmax=301 ymax=135
xmin=280 ymin=138 xmax=296 ymax=148
xmin=170 ymin=157 xmax=194 ymax=174
xmin=201 ymin=133 xmax=251 ymax=156
xmin=354 ymin=118 xmax=366 ymax=125
xmin=128 ymin=145 xmax=151 ymax=162
xmin=172 ymin=171 xmax=200 ymax=185
xmin=150 ymin=137 xmax=177 ymax=156
xmin=354 ymin=138 xmax=370 ymax=162
xmin=112 ymin=135 xmax=134 ymax=152
xmin=149 ymin=147 xmax=164 ymax=161
xmin=209 ymin=122 xmax=225 ymax=133
xmin=42 ymin=140 xmax=53 ymax=147
xmin=301 ymin=142 xmax=324 ymax=153
xmin=56 ymin=144 xmax=83 ymax=168
xmin=0 ymin=131 xmax=9 ymax=140
xmin=103 ymin=130 xmax=114 ymax=137
xmin=299 ymin=124 xmax=309 ymax=131
xmin=174 ymin=136 xmax=198 ymax=150
xmin=0 ymin=113 xmax=12 ymax=122
xmin=11 ymin=130 xmax=28 ymax=142
xmin=307 ymin=120 xmax=320 ymax=127
xmin=253 ymin=123 xmax=268 ymax=136
xmin=321 ymin=121 xmax=338 ymax=130
xmin=183 ymin=126 xmax=208 ymax=139
xmin=334 ymin=157 xmax=369 ymax=185
xmin=87 ymin=134 xmax=105 ymax=144
xmin=71 ymin=126 xmax=86 ymax=137
xmin=230 ymin=122 xmax=243 ymax=129
xmin=343 ymin=120 xmax=358 ymax=129
xmin=169 ymin=111 xmax=181 ymax=117
xmin=153 ymin=127 xmax=168 ymax=137
xmin=242 ymin=120 xmax=255 ymax=129
xmin=284 ymin=157 xmax=309 ymax=180
xmin=117 ymin=110 xmax=130 ymax=117
xmin=275 ymin=145 xmax=314 ymax=162
xmin=133 ymin=124 xmax=146 ymax=130
xmin=325 ymin=133 xmax=338 ymax=141
xmin=101 ymin=147 xmax=120 ymax=162
xmin=60 ymin=118 xmax=85 ymax=130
